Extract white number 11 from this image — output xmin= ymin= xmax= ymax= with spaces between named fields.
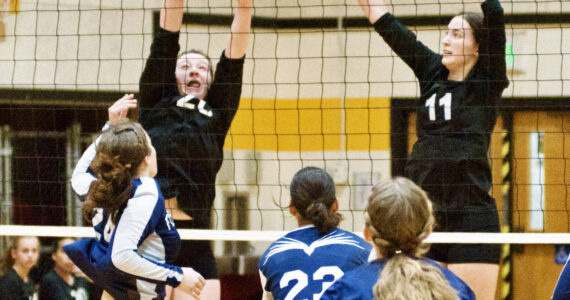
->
xmin=425 ymin=93 xmax=452 ymax=121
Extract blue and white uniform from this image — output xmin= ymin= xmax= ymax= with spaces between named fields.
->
xmin=258 ymin=225 xmax=371 ymax=300
xmin=64 ymin=135 xmax=183 ymax=300
xmin=553 ymin=257 xmax=570 ymax=300
xmin=321 ymin=258 xmax=475 ymax=300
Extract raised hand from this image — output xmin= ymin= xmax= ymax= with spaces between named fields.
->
xmin=225 ymin=0 xmax=253 ymax=58
xmin=160 ymin=0 xmax=184 ymax=32
xmin=108 ymin=94 xmax=137 ymax=125
xmin=357 ymin=0 xmax=388 ymax=24
xmin=237 ymin=0 xmax=253 ymax=8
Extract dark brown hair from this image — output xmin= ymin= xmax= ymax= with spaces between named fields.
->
xmin=83 ymin=121 xmax=150 ymax=224
xmin=366 ymin=177 xmax=458 ymax=300
xmin=460 ymin=12 xmax=487 ymax=68
xmin=460 ymin=12 xmax=484 ymax=46
xmin=290 ymin=167 xmax=342 ymax=234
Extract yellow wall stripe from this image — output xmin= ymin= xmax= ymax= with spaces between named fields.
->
xmin=225 ymin=97 xmax=391 ymax=152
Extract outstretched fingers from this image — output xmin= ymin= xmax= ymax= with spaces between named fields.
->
xmin=108 ymin=94 xmax=138 ymax=125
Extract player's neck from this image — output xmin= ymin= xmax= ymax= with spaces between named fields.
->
xmin=296 ymin=218 xmax=311 ymax=227
xmin=12 ymin=265 xmax=30 ymax=282
xmin=447 ymin=61 xmax=476 ymax=81
xmin=55 ymin=267 xmax=75 ymax=286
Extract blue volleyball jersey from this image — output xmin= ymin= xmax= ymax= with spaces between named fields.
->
xmin=258 ymin=226 xmax=372 ymax=300
xmin=553 ymin=257 xmax=570 ymax=300
xmin=64 ymin=137 xmax=183 ymax=299
xmin=321 ymin=258 xmax=475 ymax=300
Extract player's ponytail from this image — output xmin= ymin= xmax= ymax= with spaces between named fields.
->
xmin=290 ymin=167 xmax=342 ymax=234
xmin=366 ymin=177 xmax=459 ymax=300
xmin=83 ymin=122 xmax=150 ymax=224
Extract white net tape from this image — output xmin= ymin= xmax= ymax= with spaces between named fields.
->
xmin=1 ymin=225 xmax=569 ymax=244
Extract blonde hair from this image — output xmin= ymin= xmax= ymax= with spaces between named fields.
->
xmin=365 ymin=177 xmax=459 ymax=300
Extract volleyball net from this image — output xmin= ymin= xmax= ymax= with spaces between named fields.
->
xmin=0 ymin=2 xmax=569 ymax=294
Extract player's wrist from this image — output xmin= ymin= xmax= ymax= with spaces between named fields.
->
xmin=102 ymin=121 xmax=111 ymax=131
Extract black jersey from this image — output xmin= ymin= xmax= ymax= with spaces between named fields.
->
xmin=39 ymin=270 xmax=89 ymax=300
xmin=139 ymin=28 xmax=244 ymax=228
xmin=0 ymin=268 xmax=37 ymax=300
xmin=374 ymin=0 xmax=508 ymax=193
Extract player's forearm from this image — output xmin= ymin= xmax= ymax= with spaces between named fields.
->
xmin=160 ymin=0 xmax=184 ymax=32
xmin=225 ymin=3 xmax=252 ymax=59
xmin=71 ymin=137 xmax=100 ymax=196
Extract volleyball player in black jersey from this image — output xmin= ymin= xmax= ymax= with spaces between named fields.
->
xmin=139 ymin=0 xmax=252 ymax=298
xmin=358 ymin=0 xmax=509 ymax=298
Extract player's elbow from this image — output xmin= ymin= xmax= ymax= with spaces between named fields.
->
xmin=71 ymin=175 xmax=91 ymax=197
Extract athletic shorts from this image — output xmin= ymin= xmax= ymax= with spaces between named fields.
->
xmin=173 ymin=220 xmax=219 ymax=279
xmin=408 ymin=160 xmax=502 ymax=264
xmin=426 ymin=203 xmax=501 ymax=264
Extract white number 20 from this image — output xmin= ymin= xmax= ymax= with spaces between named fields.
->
xmin=280 ymin=266 xmax=344 ymax=300
xmin=425 ymin=93 xmax=452 ymax=121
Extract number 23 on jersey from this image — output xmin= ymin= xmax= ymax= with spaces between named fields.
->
xmin=280 ymin=266 xmax=343 ymax=300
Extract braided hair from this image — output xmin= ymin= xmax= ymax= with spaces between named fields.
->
xmin=366 ymin=177 xmax=459 ymax=300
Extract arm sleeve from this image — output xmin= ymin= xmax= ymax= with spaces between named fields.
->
xmin=373 ymin=13 xmax=439 ymax=81
xmin=139 ymin=28 xmax=181 ymax=110
xmin=205 ymin=50 xmax=245 ymax=147
xmin=71 ymin=140 xmax=98 ymax=197
xmin=480 ymin=0 xmax=509 ymax=90
xmin=71 ymin=123 xmax=111 ymax=197
xmin=258 ymin=270 xmax=271 ymax=295
xmin=110 ymin=188 xmax=183 ymax=287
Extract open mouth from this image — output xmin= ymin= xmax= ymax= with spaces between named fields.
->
xmin=187 ymin=80 xmax=201 ymax=88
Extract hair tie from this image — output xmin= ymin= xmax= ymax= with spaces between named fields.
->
xmin=125 ymin=163 xmax=131 ymax=169
xmin=394 ymin=249 xmax=402 ymax=254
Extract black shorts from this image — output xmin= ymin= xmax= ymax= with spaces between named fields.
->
xmin=426 ymin=203 xmax=501 ymax=264
xmin=174 ymin=220 xmax=219 ymax=279
xmin=408 ymin=160 xmax=501 ymax=264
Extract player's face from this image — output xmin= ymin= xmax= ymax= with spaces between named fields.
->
xmin=145 ymin=133 xmax=158 ymax=178
xmin=175 ymin=53 xmax=212 ymax=100
xmin=441 ymin=16 xmax=479 ymax=76
xmin=52 ymin=238 xmax=76 ymax=274
xmin=11 ymin=237 xmax=39 ymax=271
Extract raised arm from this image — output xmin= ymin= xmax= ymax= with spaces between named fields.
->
xmin=480 ymin=0 xmax=508 ymax=88
xmin=357 ymin=0 xmax=388 ymax=24
xmin=139 ymin=0 xmax=182 ymax=111
xmin=160 ymin=0 xmax=184 ymax=32
xmin=71 ymin=95 xmax=137 ymax=197
xmin=358 ymin=0 xmax=438 ymax=80
xmin=225 ymin=0 xmax=253 ymax=59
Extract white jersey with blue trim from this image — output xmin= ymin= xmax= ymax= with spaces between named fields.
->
xmin=64 ymin=134 xmax=183 ymax=299
xmin=258 ymin=225 xmax=372 ymax=300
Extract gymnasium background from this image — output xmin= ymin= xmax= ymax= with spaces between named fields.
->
xmin=0 ymin=0 xmax=569 ymax=298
